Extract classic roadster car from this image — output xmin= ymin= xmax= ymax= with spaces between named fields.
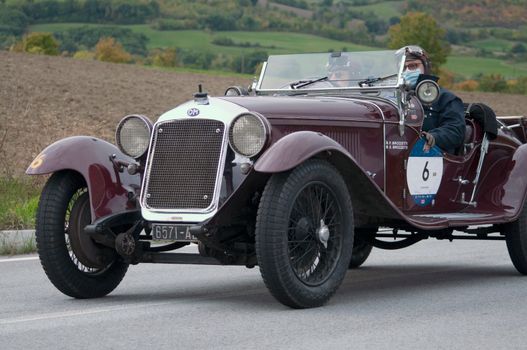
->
xmin=27 ymin=50 xmax=527 ymax=308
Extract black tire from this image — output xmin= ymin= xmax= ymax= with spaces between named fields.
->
xmin=349 ymin=228 xmax=375 ymax=269
xmin=36 ymin=171 xmax=128 ymax=298
xmin=255 ymin=159 xmax=354 ymax=308
xmin=503 ymin=203 xmax=527 ymax=275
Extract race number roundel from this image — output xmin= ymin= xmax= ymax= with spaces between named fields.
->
xmin=406 ymin=138 xmax=443 ymax=206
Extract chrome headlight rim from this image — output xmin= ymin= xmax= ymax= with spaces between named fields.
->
xmin=224 ymin=86 xmax=248 ymax=96
xmin=415 ymin=79 xmax=440 ymax=106
xmin=228 ymin=112 xmax=270 ymax=158
xmin=115 ymin=114 xmax=153 ymax=159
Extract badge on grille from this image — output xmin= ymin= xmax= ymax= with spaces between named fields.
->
xmin=187 ymin=108 xmax=200 ymax=117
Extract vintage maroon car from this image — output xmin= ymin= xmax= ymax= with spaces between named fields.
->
xmin=27 ymin=50 xmax=527 ymax=308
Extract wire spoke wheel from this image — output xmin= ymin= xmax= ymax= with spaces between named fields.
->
xmin=64 ymin=189 xmax=109 ymax=274
xmin=35 ymin=171 xmax=128 ymax=299
xmin=256 ymin=159 xmax=354 ymax=308
xmin=502 ymin=202 xmax=527 ymax=275
xmin=287 ymin=183 xmax=342 ymax=286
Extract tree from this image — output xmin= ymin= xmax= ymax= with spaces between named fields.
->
xmin=94 ymin=37 xmax=131 ymax=63
xmin=387 ymin=12 xmax=450 ymax=74
xmin=511 ymin=43 xmax=526 ymax=55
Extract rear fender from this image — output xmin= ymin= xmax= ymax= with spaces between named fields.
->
xmin=26 ymin=136 xmax=141 ymax=220
xmin=497 ymin=143 xmax=527 ymax=219
xmin=254 ymin=131 xmax=401 ymax=221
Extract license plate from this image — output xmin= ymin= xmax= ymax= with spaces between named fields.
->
xmin=151 ymin=224 xmax=198 ymax=241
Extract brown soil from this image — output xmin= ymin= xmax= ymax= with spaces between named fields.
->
xmin=0 ymin=51 xmax=247 ymax=177
xmin=1 ymin=51 xmax=526 ymax=177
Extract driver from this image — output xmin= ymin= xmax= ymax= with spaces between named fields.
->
xmin=327 ymin=54 xmax=361 ymax=87
xmin=398 ymin=45 xmax=465 ymax=154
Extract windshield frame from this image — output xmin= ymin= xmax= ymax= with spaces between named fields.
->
xmin=255 ymin=50 xmax=406 ymax=94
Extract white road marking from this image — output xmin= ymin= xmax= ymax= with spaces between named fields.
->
xmin=0 ymin=256 xmax=39 ymax=263
xmin=0 ymin=304 xmax=161 ymax=325
xmin=0 ymin=286 xmax=268 ymax=325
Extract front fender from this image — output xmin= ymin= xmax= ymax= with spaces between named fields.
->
xmin=254 ymin=131 xmax=403 ymax=222
xmin=26 ymin=136 xmax=141 ymax=220
xmin=255 ymin=131 xmax=350 ymax=173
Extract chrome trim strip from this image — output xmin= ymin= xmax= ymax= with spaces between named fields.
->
xmin=256 ymin=86 xmax=400 ymax=95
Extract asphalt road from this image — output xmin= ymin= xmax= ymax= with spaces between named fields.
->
xmin=1 ymin=238 xmax=526 ymax=350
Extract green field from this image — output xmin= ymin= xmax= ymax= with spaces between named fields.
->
xmin=445 ymin=55 xmax=527 ymax=79
xmin=352 ymin=1 xmax=404 ymax=19
xmin=469 ymin=38 xmax=517 ymax=52
xmin=30 ymin=23 xmax=527 ymax=78
xmin=30 ymin=23 xmax=371 ymax=54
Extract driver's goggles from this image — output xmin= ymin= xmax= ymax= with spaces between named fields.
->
xmin=404 ymin=61 xmax=423 ymax=71
xmin=405 ymin=45 xmax=425 ymax=56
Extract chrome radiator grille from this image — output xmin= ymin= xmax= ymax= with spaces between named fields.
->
xmin=144 ymin=119 xmax=225 ymax=210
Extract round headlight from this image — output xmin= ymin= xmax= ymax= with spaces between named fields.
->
xmin=229 ymin=113 xmax=268 ymax=157
xmin=116 ymin=115 xmax=152 ymax=159
xmin=225 ymin=86 xmax=248 ymax=96
xmin=416 ymin=80 xmax=440 ymax=105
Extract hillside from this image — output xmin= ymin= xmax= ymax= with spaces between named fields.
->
xmin=1 ymin=51 xmax=526 ymax=177
xmin=2 ymin=0 xmax=527 ymax=81
xmin=0 ymin=51 xmax=247 ymax=176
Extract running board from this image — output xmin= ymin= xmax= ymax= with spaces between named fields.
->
xmin=406 ymin=211 xmax=510 ymax=229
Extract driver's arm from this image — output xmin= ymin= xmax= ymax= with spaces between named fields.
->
xmin=427 ymin=91 xmax=465 ymax=154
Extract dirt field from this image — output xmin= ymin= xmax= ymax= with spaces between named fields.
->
xmin=1 ymin=51 xmax=526 ymax=177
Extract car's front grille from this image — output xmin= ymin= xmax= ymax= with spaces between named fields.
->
xmin=143 ymin=119 xmax=225 ymax=210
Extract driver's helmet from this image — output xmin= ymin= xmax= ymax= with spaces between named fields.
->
xmin=326 ymin=53 xmax=361 ymax=80
xmin=396 ymin=45 xmax=431 ymax=74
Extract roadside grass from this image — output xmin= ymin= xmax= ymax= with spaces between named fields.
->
xmin=0 ymin=176 xmax=41 ymax=230
xmin=0 ymin=232 xmax=36 ymax=256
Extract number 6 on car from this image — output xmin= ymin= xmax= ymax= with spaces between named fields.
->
xmin=27 ymin=49 xmax=527 ymax=308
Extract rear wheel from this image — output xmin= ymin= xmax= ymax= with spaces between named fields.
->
xmin=349 ymin=228 xmax=375 ymax=269
xmin=36 ymin=171 xmax=128 ymax=298
xmin=255 ymin=159 xmax=354 ymax=308
xmin=502 ymin=203 xmax=527 ymax=274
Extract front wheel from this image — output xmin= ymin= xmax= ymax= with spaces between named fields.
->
xmin=502 ymin=203 xmax=527 ymax=274
xmin=255 ymin=159 xmax=354 ymax=308
xmin=35 ymin=171 xmax=128 ymax=298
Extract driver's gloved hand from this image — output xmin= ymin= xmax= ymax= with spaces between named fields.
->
xmin=422 ymin=131 xmax=435 ymax=152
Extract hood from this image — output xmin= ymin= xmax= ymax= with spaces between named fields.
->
xmin=219 ymin=95 xmax=398 ymax=122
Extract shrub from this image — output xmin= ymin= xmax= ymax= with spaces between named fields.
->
xmin=73 ymin=50 xmax=95 ymax=60
xmin=94 ymin=37 xmax=132 ymax=63
xmin=54 ymin=26 xmax=148 ymax=55
xmin=150 ymin=48 xmax=178 ymax=68
xmin=152 ymin=19 xmax=197 ymax=31
xmin=453 ymin=80 xmax=479 ymax=92
xmin=508 ymin=77 xmax=527 ymax=95
xmin=437 ymin=68 xmax=455 ymax=89
xmin=478 ymin=74 xmax=508 ymax=93
xmin=11 ymin=32 xmax=60 ymax=55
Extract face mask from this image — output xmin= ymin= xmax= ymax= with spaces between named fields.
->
xmin=403 ymin=70 xmax=420 ymax=88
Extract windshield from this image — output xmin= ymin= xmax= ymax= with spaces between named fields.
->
xmin=257 ymin=50 xmax=405 ymax=91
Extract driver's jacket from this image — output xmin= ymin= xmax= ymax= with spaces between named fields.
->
xmin=422 ymin=88 xmax=465 ymax=154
